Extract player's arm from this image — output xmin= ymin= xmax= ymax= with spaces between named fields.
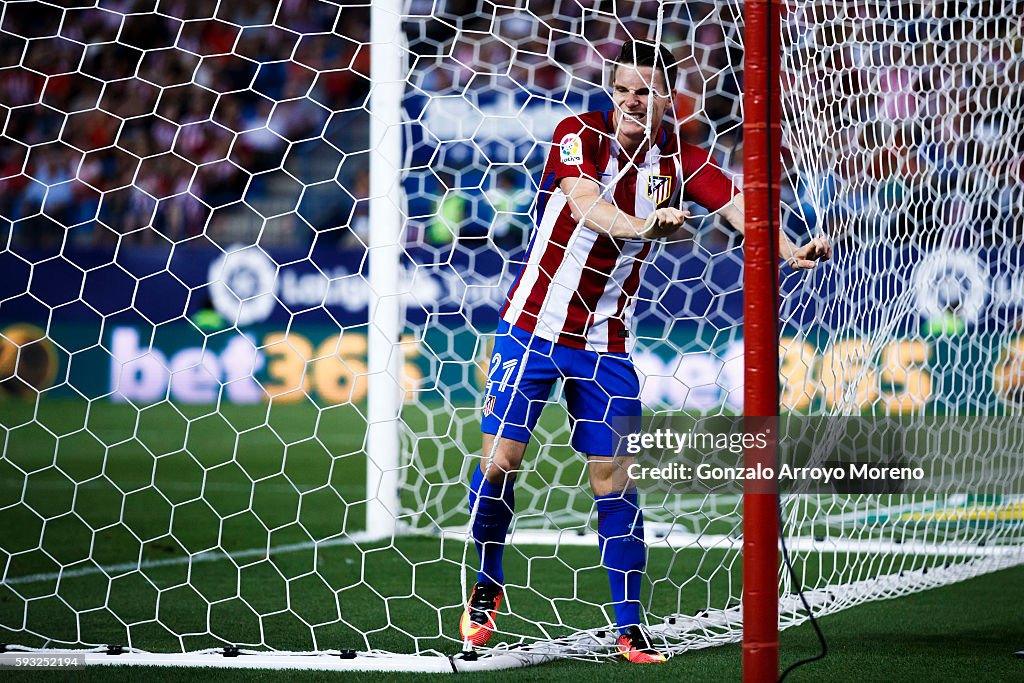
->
xmin=559 ymin=176 xmax=688 ymax=240
xmin=718 ymin=193 xmax=832 ymax=270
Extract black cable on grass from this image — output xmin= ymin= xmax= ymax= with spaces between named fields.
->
xmin=777 ymin=500 xmax=828 ymax=682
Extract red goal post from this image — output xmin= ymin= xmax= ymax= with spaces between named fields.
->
xmin=743 ymin=0 xmax=782 ymax=680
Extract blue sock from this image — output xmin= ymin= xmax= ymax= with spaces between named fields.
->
xmin=468 ymin=465 xmax=515 ymax=586
xmin=595 ymin=489 xmax=645 ymax=633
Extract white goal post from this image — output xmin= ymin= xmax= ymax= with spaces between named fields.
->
xmin=365 ymin=0 xmax=404 ymax=542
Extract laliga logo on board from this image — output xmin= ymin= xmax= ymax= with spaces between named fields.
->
xmin=208 ymin=245 xmax=279 ymax=326
xmin=912 ymin=249 xmax=988 ymax=324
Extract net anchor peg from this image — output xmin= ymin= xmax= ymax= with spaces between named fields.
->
xmin=105 ymin=645 xmax=125 ymax=656
xmin=338 ymin=649 xmax=357 ymax=659
xmin=222 ymin=647 xmax=240 ymax=657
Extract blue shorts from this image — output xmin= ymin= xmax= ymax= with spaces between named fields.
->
xmin=480 ymin=320 xmax=641 ymax=457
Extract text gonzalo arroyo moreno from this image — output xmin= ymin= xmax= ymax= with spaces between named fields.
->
xmin=626 ymin=461 xmax=925 ymax=485
xmin=622 ymin=429 xmax=925 ymax=485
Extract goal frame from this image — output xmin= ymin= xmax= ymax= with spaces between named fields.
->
xmin=361 ymin=1 xmax=788 ymax=675
xmin=742 ymin=0 xmax=782 ymax=681
xmin=366 ymin=0 xmax=404 ymax=541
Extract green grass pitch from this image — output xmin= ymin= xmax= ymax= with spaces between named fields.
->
xmin=1 ymin=398 xmax=1022 ymax=680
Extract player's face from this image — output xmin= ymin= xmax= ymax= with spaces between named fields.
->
xmin=611 ymin=64 xmax=671 ymax=140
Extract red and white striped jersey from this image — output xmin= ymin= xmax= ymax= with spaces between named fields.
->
xmin=500 ymin=110 xmax=738 ymax=353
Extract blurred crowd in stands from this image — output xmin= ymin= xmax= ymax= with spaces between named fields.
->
xmin=1 ymin=0 xmax=364 ymax=249
xmin=782 ymin=2 xmax=1023 ymax=247
xmin=0 ymin=0 xmax=1019 ymax=253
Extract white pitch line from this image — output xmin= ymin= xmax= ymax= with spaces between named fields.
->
xmin=3 ymin=533 xmax=372 ymax=587
xmin=0 ymin=478 xmax=326 ymax=495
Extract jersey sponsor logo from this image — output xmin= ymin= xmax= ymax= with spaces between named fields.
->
xmin=559 ymin=133 xmax=583 ymax=166
xmin=645 ymin=174 xmax=673 ymax=205
xmin=482 ymin=394 xmax=497 ymax=416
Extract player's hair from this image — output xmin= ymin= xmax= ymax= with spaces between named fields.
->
xmin=610 ymin=41 xmax=678 ymax=94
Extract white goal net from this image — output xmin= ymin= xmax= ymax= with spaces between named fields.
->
xmin=0 ymin=0 xmax=1021 ymax=673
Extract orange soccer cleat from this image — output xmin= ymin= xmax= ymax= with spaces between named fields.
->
xmin=459 ymin=581 xmax=504 ymax=647
xmin=615 ymin=625 xmax=668 ymax=664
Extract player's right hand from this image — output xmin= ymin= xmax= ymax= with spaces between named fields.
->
xmin=641 ymin=208 xmax=690 ymax=239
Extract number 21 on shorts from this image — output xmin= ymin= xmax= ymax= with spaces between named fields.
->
xmin=486 ymin=353 xmax=518 ymax=393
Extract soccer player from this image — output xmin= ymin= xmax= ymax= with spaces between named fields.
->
xmin=459 ymin=41 xmax=831 ymax=663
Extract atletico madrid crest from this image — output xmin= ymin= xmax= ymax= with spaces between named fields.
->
xmin=482 ymin=394 xmax=496 ymax=417
xmin=645 ymin=174 xmax=673 ymax=205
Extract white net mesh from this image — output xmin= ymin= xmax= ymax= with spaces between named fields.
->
xmin=0 ymin=0 xmax=1021 ymax=671
xmin=773 ymin=0 xmax=1024 ymax=638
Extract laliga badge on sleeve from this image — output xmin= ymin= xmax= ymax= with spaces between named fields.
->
xmin=559 ymin=133 xmax=583 ymax=166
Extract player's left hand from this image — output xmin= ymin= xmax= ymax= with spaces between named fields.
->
xmin=641 ymin=207 xmax=691 ymax=240
xmin=786 ymin=236 xmax=832 ymax=269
